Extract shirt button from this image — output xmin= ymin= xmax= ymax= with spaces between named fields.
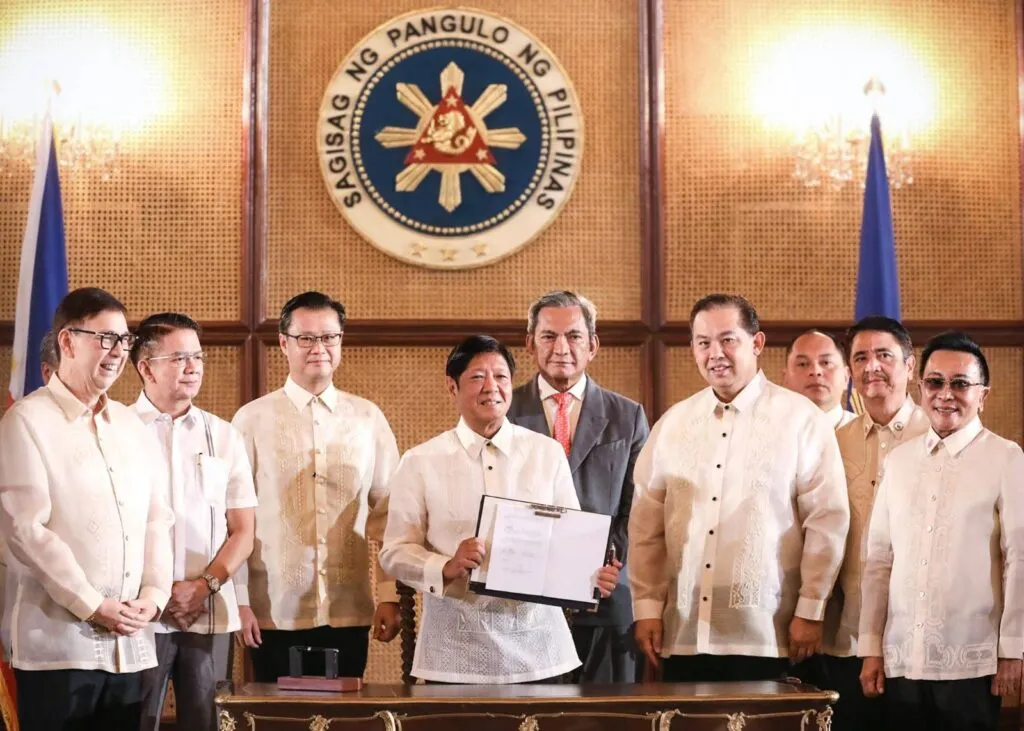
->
xmin=930 ymin=495 xmax=937 ymax=502
xmin=919 ymin=592 xmax=926 ymax=598
xmin=712 ymin=497 xmax=718 ymax=502
xmin=124 ymin=571 xmax=131 ymax=578
xmin=319 ymin=569 xmax=327 ymax=576
xmin=921 ymin=559 xmax=928 ymax=566
xmin=487 ymin=466 xmax=493 ymax=471
xmin=935 ymin=465 xmax=942 ymax=472
xmin=318 ymin=537 xmax=326 ymax=545
xmin=702 ymin=596 xmax=708 ymax=602
xmin=715 ymin=464 xmax=721 ymax=469
xmin=315 ymin=448 xmax=322 ymax=455
xmin=108 ymin=466 xmax=115 ymax=473
xmin=880 ymin=442 xmax=888 ymax=449
xmin=117 ymin=500 xmax=125 ymax=507
xmin=927 ymin=525 xmax=934 ymax=533
xmin=708 ymin=529 xmax=715 ymax=535
xmin=429 ymin=586 xmax=436 ymax=594
xmin=314 ymin=420 xmax=320 ymax=426
xmin=721 ymin=433 xmax=727 ymax=438
xmin=705 ymin=563 xmax=711 ymax=569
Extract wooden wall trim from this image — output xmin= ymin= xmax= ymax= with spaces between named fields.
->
xmin=1016 ymin=0 xmax=1024 ymax=469
xmin=659 ymin=321 xmax=1024 ymax=347
xmin=5 ymin=321 xmax=1024 ymax=348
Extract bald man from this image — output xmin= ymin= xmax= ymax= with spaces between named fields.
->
xmin=782 ymin=330 xmax=855 ymax=429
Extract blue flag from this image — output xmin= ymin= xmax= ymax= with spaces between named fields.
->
xmin=855 ymin=114 xmax=900 ymax=320
xmin=847 ymin=114 xmax=900 ymax=412
xmin=8 ymin=116 xmax=69 ymax=402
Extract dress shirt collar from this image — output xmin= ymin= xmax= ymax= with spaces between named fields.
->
xmin=538 ymin=373 xmax=587 ymax=403
xmin=861 ymin=396 xmax=917 ymax=438
xmin=924 ymin=416 xmax=983 ymax=457
xmin=47 ymin=373 xmax=111 ymax=423
xmin=284 ymin=376 xmax=338 ymax=412
xmin=826 ymin=404 xmax=847 ymax=429
xmin=455 ymin=417 xmax=514 ymax=459
xmin=132 ymin=390 xmax=198 ymax=427
xmin=712 ymin=369 xmax=766 ymax=414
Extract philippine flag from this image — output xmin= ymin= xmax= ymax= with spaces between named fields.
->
xmin=7 ymin=113 xmax=69 ymax=404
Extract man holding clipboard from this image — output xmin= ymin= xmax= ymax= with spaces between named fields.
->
xmin=380 ymin=335 xmax=620 ymax=684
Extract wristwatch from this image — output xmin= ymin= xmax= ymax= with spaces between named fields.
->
xmin=202 ymin=573 xmax=222 ymax=594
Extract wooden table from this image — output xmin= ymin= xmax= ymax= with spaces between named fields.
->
xmin=216 ymin=681 xmax=837 ymax=730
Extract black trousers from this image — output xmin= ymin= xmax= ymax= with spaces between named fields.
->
xmin=568 ymin=624 xmax=636 ymax=683
xmin=249 ymin=625 xmax=370 ymax=682
xmin=14 ymin=667 xmax=142 ymax=731
xmin=790 ymin=655 xmax=882 ymax=731
xmin=885 ymin=675 xmax=1001 ymax=731
xmin=662 ymin=654 xmax=790 ymax=682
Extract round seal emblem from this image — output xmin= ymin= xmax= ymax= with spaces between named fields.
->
xmin=318 ymin=8 xmax=584 ymax=269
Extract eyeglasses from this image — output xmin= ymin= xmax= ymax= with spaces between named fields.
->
xmin=283 ymin=332 xmax=343 ymax=349
xmin=147 ymin=351 xmax=205 ymax=367
xmin=68 ymin=328 xmax=136 ymax=351
xmin=920 ymin=377 xmax=986 ymax=393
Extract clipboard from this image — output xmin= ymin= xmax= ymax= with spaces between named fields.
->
xmin=468 ymin=494 xmax=612 ymax=610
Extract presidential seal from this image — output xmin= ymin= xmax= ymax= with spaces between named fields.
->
xmin=318 ymin=8 xmax=584 ymax=269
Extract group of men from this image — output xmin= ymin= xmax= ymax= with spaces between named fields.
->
xmin=0 ymin=287 xmax=1019 ymax=731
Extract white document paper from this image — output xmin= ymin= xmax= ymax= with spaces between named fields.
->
xmin=472 ymin=495 xmax=611 ymax=606
xmin=484 ymin=502 xmax=556 ymax=596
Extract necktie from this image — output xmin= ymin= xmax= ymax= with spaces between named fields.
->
xmin=552 ymin=392 xmax=572 ymax=457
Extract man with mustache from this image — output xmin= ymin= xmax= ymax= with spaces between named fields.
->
xmin=859 ymin=331 xmax=1024 ymax=731
xmin=629 ymin=294 xmax=849 ymax=683
xmin=810 ymin=316 xmax=929 ymax=730
xmin=0 ymin=287 xmax=174 ymax=728
xmin=130 ymin=313 xmax=257 ymax=731
xmin=782 ymin=330 xmax=856 ymax=429
xmin=507 ymin=291 xmax=648 ymax=683
xmin=231 ymin=292 xmax=400 ymax=682
xmin=380 ymin=335 xmax=620 ymax=683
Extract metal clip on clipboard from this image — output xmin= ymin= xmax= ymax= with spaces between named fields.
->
xmin=531 ymin=502 xmax=567 ymax=519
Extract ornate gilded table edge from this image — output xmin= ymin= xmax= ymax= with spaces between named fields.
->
xmin=215 ymin=690 xmax=839 ymax=707
xmin=217 ymin=706 xmax=836 ymax=731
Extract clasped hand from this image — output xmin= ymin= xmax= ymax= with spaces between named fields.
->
xmin=89 ymin=597 xmax=159 ymax=636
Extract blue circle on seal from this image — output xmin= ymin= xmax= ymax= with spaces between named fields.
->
xmin=352 ymin=42 xmax=548 ymax=236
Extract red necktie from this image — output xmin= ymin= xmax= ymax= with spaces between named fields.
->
xmin=552 ymin=392 xmax=572 ymax=457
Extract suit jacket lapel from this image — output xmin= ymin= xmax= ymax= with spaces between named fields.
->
xmin=516 ymin=376 xmax=552 ymax=438
xmin=569 ymin=378 xmax=607 ymax=473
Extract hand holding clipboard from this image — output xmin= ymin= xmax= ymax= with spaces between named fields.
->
xmin=469 ymin=495 xmax=615 ymax=610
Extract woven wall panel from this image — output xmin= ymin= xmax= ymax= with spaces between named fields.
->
xmin=664 ymin=0 xmax=1022 ymax=321
xmin=0 ymin=347 xmax=9 ymax=416
xmin=0 ymin=0 xmax=245 ymax=321
xmin=665 ymin=345 xmax=1022 ymax=444
xmin=264 ymin=344 xmax=643 ymax=451
xmin=264 ymin=0 xmax=641 ymax=321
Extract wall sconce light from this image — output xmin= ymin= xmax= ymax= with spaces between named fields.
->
xmin=792 ymin=77 xmax=913 ymax=191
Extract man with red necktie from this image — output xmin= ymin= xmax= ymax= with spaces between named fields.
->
xmin=508 ymin=291 xmax=649 ymax=683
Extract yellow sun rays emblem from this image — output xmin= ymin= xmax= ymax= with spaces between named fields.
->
xmin=374 ymin=62 xmax=526 ymax=212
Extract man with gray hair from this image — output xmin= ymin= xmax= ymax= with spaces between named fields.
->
xmin=39 ymin=329 xmax=59 ymax=383
xmin=507 ymin=291 xmax=649 ymax=683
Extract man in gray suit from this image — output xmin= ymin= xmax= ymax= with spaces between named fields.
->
xmin=507 ymin=291 xmax=649 ymax=683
